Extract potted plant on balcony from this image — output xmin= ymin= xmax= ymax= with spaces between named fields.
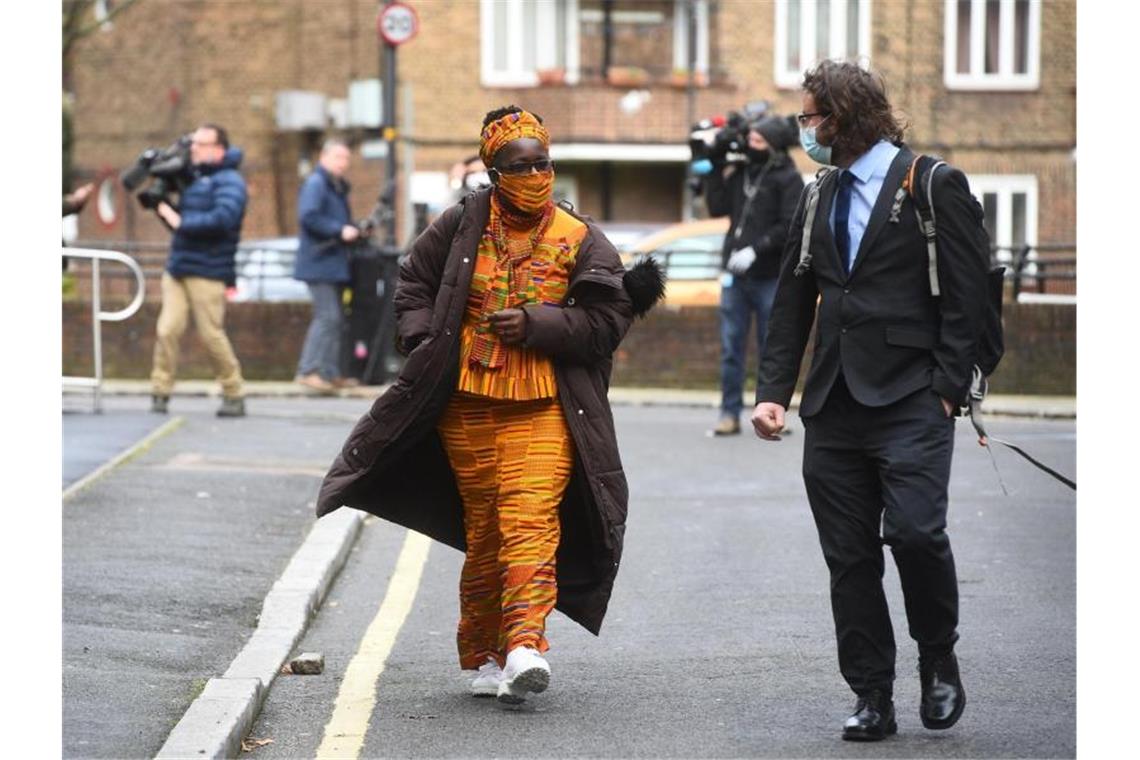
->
xmin=537 ymin=67 xmax=566 ymax=86
xmin=668 ymin=68 xmax=709 ymax=88
xmin=606 ymin=65 xmax=650 ymax=88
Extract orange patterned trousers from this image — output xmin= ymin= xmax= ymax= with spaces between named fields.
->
xmin=437 ymin=392 xmax=574 ymax=670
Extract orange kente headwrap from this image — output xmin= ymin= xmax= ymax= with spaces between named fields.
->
xmin=479 ymin=110 xmax=550 ymax=167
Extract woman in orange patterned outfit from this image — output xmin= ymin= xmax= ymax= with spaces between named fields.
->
xmin=316 ymin=105 xmax=664 ymax=706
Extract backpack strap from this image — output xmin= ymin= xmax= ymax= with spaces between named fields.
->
xmin=904 ymin=155 xmax=947 ymax=296
xmin=794 ymin=166 xmax=837 ymax=277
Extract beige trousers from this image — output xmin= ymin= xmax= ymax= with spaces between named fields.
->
xmin=150 ymin=272 xmax=244 ymax=398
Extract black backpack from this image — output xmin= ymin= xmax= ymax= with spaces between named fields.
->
xmin=905 ymin=155 xmax=1005 ymax=392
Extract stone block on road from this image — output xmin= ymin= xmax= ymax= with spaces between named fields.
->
xmin=287 ymin=652 xmax=325 ymax=675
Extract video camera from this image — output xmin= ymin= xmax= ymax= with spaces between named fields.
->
xmin=120 ymin=134 xmax=192 ymax=210
xmin=688 ymin=100 xmax=771 ymax=173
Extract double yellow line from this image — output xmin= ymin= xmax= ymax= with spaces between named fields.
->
xmin=316 ymin=529 xmax=433 ymax=759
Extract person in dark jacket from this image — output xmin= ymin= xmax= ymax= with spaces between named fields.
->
xmin=293 ymin=139 xmax=359 ymax=394
xmin=315 ymin=105 xmax=664 ymax=706
xmin=704 ymin=115 xmax=805 ymax=435
xmin=150 ymin=123 xmax=248 ymax=417
xmin=752 ymin=61 xmax=985 ymax=741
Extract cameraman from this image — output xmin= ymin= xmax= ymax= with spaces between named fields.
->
xmin=293 ymin=139 xmax=359 ymax=394
xmin=705 ymin=115 xmax=804 ymax=435
xmin=150 ymin=123 xmax=248 ymax=417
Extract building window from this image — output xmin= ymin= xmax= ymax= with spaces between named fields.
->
xmin=944 ymin=0 xmax=1040 ymax=90
xmin=672 ymin=0 xmax=710 ymax=74
xmin=480 ymin=0 xmax=580 ymax=87
xmin=968 ymin=174 xmax=1038 ymax=273
xmin=774 ymin=0 xmax=872 ymax=89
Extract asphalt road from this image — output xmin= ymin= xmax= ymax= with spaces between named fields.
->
xmin=62 ymin=395 xmax=364 ymax=758
xmin=239 ymin=404 xmax=1076 ymax=759
xmin=62 ymin=399 xmax=168 ymax=488
xmin=61 ymin=395 xmax=1075 ymax=758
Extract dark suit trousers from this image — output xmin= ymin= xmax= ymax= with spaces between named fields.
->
xmin=801 ymin=374 xmax=959 ymax=696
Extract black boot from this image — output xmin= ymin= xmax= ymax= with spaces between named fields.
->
xmin=919 ymin=652 xmax=966 ymax=729
xmin=842 ymin=689 xmax=897 ymax=742
xmin=151 ymin=395 xmax=169 ymax=414
xmin=216 ymin=397 xmax=246 ymax=418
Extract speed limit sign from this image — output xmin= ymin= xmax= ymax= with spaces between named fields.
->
xmin=377 ymin=2 xmax=419 ymax=46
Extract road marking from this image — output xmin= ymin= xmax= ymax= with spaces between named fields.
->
xmin=63 ymin=415 xmax=185 ymax=501
xmin=316 ymin=529 xmax=433 ymax=759
xmin=159 ymin=451 xmax=328 ymax=477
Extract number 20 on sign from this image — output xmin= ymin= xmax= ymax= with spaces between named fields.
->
xmin=377 ymin=2 xmax=419 ymax=46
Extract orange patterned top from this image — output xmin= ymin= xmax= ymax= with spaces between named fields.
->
xmin=457 ymin=206 xmax=587 ymax=400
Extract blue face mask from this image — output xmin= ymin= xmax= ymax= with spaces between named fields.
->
xmin=800 ymin=122 xmax=833 ymax=165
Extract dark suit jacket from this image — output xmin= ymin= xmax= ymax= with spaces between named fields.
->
xmin=757 ymin=145 xmax=989 ymax=418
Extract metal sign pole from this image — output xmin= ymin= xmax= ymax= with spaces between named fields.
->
xmin=382 ymin=0 xmax=398 ymax=247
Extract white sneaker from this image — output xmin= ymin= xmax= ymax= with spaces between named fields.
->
xmin=471 ymin=657 xmax=503 ymax=698
xmin=497 ymin=646 xmax=551 ymax=704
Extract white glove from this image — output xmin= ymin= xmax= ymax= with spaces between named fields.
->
xmin=726 ymin=246 xmax=757 ymax=275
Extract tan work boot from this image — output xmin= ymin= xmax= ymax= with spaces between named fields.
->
xmin=712 ymin=417 xmax=741 ymax=436
xmin=296 ymin=373 xmax=335 ymax=395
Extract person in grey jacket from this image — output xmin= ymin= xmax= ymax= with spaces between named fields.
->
xmin=294 ymin=139 xmax=361 ymax=393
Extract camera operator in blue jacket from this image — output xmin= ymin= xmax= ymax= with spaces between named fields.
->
xmin=151 ymin=123 xmax=248 ymax=418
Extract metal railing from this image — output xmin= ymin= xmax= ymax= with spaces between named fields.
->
xmin=631 ymin=242 xmax=1077 ymax=302
xmin=70 ymin=239 xmax=308 ymax=302
xmin=63 ymin=247 xmax=146 ymax=412
xmin=997 ymin=243 xmax=1076 ymax=304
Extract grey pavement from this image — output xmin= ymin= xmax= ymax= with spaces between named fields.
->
xmin=91 ymin=378 xmax=1077 ymax=419
xmin=62 ymin=392 xmax=1075 ymax=758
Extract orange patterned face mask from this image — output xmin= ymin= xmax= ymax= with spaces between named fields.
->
xmin=496 ymin=169 xmax=555 ymax=216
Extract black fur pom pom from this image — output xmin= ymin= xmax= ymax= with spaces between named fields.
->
xmin=622 ymin=257 xmax=667 ymax=318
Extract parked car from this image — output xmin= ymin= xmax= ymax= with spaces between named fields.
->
xmin=621 ymin=218 xmax=729 ymax=306
xmin=595 ymin=221 xmax=669 ymax=253
xmin=229 ymin=237 xmax=310 ymax=302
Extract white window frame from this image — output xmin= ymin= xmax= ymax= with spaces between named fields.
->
xmin=774 ymin=0 xmax=873 ymax=89
xmin=672 ymin=0 xmax=710 ymax=74
xmin=480 ymin=0 xmax=581 ymax=88
xmin=968 ymin=174 xmax=1038 ymax=273
xmin=943 ymin=0 xmax=1041 ymax=91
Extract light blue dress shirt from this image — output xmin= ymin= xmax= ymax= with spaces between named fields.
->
xmin=829 ymin=139 xmax=901 ymax=271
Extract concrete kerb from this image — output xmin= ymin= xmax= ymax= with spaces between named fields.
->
xmin=155 ymin=678 xmax=263 ymax=760
xmin=86 ymin=379 xmax=1076 ymax=418
xmin=155 ymin=508 xmax=363 ymax=760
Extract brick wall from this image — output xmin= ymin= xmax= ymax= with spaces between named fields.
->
xmin=68 ymin=0 xmax=1075 ymax=244
xmin=63 ymin=300 xmax=1075 ymax=396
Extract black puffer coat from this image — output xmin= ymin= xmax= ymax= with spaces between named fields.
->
xmin=316 ymin=188 xmax=663 ymax=634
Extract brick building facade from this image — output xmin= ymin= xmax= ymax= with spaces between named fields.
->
xmin=69 ymin=0 xmax=1075 ymax=259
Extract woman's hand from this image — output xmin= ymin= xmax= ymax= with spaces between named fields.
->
xmin=489 ymin=308 xmax=528 ymax=345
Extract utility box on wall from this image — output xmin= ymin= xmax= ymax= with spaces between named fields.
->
xmin=275 ymin=90 xmax=328 ymax=131
xmin=348 ymin=79 xmax=383 ymax=128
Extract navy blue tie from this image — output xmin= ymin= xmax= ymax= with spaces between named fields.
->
xmin=834 ymin=170 xmax=855 ymax=274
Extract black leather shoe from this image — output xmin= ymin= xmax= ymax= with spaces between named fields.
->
xmin=842 ymin=689 xmax=898 ymax=741
xmin=920 ymin=652 xmax=966 ymax=729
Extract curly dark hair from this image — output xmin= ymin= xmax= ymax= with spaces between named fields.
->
xmin=801 ymin=61 xmax=905 ymax=161
xmin=482 ymin=105 xmax=544 ymax=128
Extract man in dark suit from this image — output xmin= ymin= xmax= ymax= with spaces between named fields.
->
xmin=752 ymin=61 xmax=988 ymax=741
